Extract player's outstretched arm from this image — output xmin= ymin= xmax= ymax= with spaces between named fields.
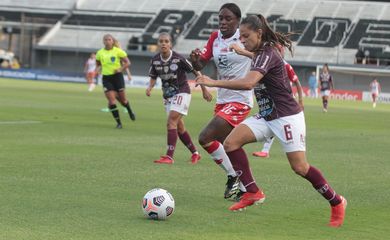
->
xmin=229 ymin=43 xmax=254 ymax=59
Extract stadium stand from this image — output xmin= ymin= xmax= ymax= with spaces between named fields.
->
xmin=64 ymin=12 xmax=151 ymax=29
xmin=0 ymin=0 xmax=75 ymax=10
xmin=1 ymin=0 xmax=390 ymax=66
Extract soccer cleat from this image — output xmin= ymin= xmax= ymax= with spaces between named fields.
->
xmin=190 ymin=153 xmax=201 ymax=164
xmin=323 ymin=108 xmax=328 ymax=113
xmin=252 ymin=151 xmax=269 ymax=158
xmin=232 ymin=190 xmax=246 ymax=202
xmin=116 ymin=123 xmax=123 ymax=129
xmin=224 ymin=175 xmax=239 ymax=199
xmin=328 ymin=196 xmax=347 ymax=227
xmin=154 ymin=155 xmax=174 ymax=164
xmin=229 ymin=190 xmax=266 ymax=211
xmin=129 ymin=110 xmax=136 ymax=121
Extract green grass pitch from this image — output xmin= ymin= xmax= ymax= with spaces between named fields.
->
xmin=1 ymin=78 xmax=389 ymax=240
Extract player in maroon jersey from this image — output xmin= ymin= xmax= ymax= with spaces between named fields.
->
xmin=147 ymin=32 xmax=212 ymax=164
xmin=190 ymin=3 xmax=253 ymax=200
xmin=196 ymin=14 xmax=346 ymax=227
xmin=231 ymin=42 xmax=304 ymax=158
xmin=319 ymin=63 xmax=334 ymax=112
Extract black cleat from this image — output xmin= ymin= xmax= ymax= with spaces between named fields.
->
xmin=129 ymin=111 xmax=136 ymax=121
xmin=232 ymin=190 xmax=246 ymax=202
xmin=116 ymin=123 xmax=123 ymax=129
xmin=224 ymin=175 xmax=239 ymax=199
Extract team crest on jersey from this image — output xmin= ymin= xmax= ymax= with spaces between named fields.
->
xmin=218 ymin=55 xmax=229 ymax=68
xmin=163 ymin=66 xmax=169 ymax=73
xmin=170 ymin=64 xmax=178 ymax=71
xmin=110 ymin=56 xmax=116 ymax=63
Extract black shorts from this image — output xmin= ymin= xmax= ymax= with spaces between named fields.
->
xmin=102 ymin=73 xmax=125 ymax=92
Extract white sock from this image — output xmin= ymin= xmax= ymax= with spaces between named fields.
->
xmin=261 ymin=136 xmax=275 ymax=153
xmin=207 ymin=141 xmax=237 ymax=177
xmin=239 ymin=181 xmax=246 ymax=192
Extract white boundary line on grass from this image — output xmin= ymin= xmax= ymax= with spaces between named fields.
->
xmin=0 ymin=121 xmax=42 ymax=125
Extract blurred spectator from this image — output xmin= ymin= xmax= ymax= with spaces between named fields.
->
xmin=11 ymin=56 xmax=21 ymax=69
xmin=1 ymin=59 xmax=10 ymax=68
xmin=308 ymin=71 xmax=318 ymax=98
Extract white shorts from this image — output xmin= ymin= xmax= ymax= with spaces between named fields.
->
xmin=321 ymin=90 xmax=331 ymax=97
xmin=242 ymin=111 xmax=306 ymax=153
xmin=164 ymin=93 xmax=191 ymax=116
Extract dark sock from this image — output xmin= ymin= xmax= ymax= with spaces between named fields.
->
xmin=178 ymin=131 xmax=197 ymax=153
xmin=227 ymin=148 xmax=259 ymax=193
xmin=122 ymin=101 xmax=133 ymax=113
xmin=166 ymin=129 xmax=178 ymax=158
xmin=323 ymin=99 xmax=328 ymax=109
xmin=109 ymin=104 xmax=121 ymax=125
xmin=304 ymin=166 xmax=342 ymax=206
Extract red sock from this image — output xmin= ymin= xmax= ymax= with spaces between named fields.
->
xmin=304 ymin=166 xmax=342 ymax=206
xmin=178 ymin=131 xmax=197 ymax=153
xmin=227 ymin=148 xmax=259 ymax=193
xmin=166 ymin=129 xmax=178 ymax=158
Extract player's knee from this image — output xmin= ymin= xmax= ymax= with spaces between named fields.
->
xmin=223 ymin=138 xmax=238 ymax=153
xmin=167 ymin=121 xmax=177 ymax=130
xmin=291 ymin=164 xmax=309 ymax=176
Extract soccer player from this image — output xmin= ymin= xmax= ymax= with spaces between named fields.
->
xmin=84 ymin=53 xmax=97 ymax=92
xmin=189 ymin=3 xmax=253 ymax=199
xmin=319 ymin=64 xmax=334 ymax=112
xmin=96 ymin=34 xmax=136 ymax=129
xmin=229 ymin=42 xmax=304 ymax=159
xmin=196 ymin=14 xmax=346 ymax=227
xmin=370 ymin=78 xmax=381 ymax=108
xmin=146 ymin=32 xmax=212 ymax=164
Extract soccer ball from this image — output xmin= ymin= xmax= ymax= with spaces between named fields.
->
xmin=142 ymin=188 xmax=175 ymax=220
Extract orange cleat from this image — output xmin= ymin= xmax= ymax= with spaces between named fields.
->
xmin=190 ymin=153 xmax=201 ymax=164
xmin=328 ymin=196 xmax=347 ymax=227
xmin=229 ymin=190 xmax=266 ymax=211
xmin=154 ymin=155 xmax=174 ymax=164
xmin=252 ymin=151 xmax=269 ymax=158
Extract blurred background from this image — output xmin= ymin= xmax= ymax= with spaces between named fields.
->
xmin=1 ymin=0 xmax=390 ymax=94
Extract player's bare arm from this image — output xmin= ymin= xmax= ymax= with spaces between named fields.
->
xmin=229 ymin=43 xmax=254 ymax=58
xmin=146 ymin=78 xmax=157 ymax=96
xmin=196 ymin=71 xmax=263 ymax=90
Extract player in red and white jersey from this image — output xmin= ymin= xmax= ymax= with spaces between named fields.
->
xmin=190 ymin=3 xmax=253 ymax=200
xmin=370 ymin=78 xmax=381 ymax=108
xmin=84 ymin=53 xmax=97 ymax=91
